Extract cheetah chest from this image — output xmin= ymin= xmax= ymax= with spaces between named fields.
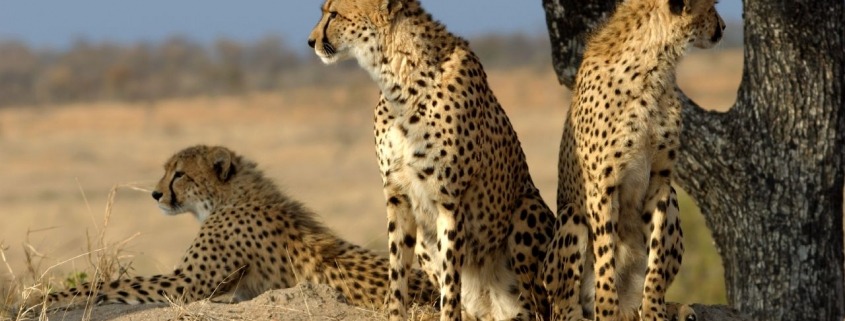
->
xmin=376 ymin=112 xmax=446 ymax=232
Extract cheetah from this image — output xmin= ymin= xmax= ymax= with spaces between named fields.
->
xmin=19 ymin=145 xmax=437 ymax=313
xmin=545 ymin=0 xmax=724 ymax=320
xmin=307 ymin=1 xmax=556 ymax=320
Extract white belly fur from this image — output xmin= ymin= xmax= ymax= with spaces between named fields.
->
xmin=384 ymin=123 xmax=520 ymax=320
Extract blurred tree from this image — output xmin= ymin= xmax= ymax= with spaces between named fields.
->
xmin=245 ymin=35 xmax=300 ymax=90
xmin=157 ymin=36 xmax=210 ymax=98
xmin=120 ymin=43 xmax=153 ymax=101
xmin=469 ymin=33 xmax=550 ymax=69
xmin=0 ymin=32 xmax=567 ymax=107
xmin=0 ymin=41 xmax=38 ymax=106
xmin=213 ymin=38 xmax=245 ymax=94
xmin=542 ymin=0 xmax=844 ymax=320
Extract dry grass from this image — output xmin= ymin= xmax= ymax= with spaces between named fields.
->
xmin=0 ymin=49 xmax=742 ymax=319
xmin=1 ymin=185 xmax=141 ymax=320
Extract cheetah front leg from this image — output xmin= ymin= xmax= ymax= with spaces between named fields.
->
xmin=21 ymin=242 xmax=250 ymax=313
xmin=639 ymin=183 xmax=683 ymax=321
xmin=386 ymin=194 xmax=417 ymax=321
xmin=508 ymin=193 xmax=555 ymax=320
xmin=544 ymin=203 xmax=590 ymax=321
xmin=435 ymin=202 xmax=464 ymax=321
xmin=588 ymin=184 xmax=622 ymax=321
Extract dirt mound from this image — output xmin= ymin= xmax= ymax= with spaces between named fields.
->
xmin=39 ymin=283 xmax=386 ymax=321
xmin=14 ymin=284 xmax=750 ymax=321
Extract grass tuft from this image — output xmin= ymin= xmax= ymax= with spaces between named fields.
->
xmin=1 ymin=184 xmax=148 ymax=321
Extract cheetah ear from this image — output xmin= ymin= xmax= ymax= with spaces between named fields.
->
xmin=209 ymin=147 xmax=236 ymax=182
xmin=668 ymin=0 xmax=688 ymax=15
xmin=380 ymin=0 xmax=403 ymax=18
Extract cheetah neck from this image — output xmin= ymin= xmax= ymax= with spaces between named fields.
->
xmin=361 ymin=8 xmax=465 ymax=105
xmin=587 ymin=2 xmax=693 ymax=82
xmin=217 ymin=168 xmax=289 ymax=211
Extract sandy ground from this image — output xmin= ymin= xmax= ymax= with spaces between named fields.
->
xmin=36 ymin=283 xmax=401 ymax=321
xmin=0 ymin=49 xmax=742 ymax=320
xmin=25 ymin=283 xmax=751 ymax=321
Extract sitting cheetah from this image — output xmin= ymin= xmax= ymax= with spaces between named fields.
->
xmin=545 ymin=0 xmax=724 ymax=320
xmin=19 ymin=145 xmax=437 ymax=313
xmin=307 ymin=0 xmax=556 ymax=320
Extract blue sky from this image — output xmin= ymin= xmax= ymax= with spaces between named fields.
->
xmin=0 ymin=1 xmax=742 ymax=50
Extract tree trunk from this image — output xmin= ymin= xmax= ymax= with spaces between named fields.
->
xmin=542 ymin=0 xmax=845 ymax=320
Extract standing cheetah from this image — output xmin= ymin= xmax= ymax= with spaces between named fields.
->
xmin=308 ymin=0 xmax=556 ymax=320
xmin=19 ymin=145 xmax=437 ymax=313
xmin=546 ymin=0 xmax=724 ymax=320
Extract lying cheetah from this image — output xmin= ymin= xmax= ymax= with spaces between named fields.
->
xmin=308 ymin=0 xmax=556 ymax=320
xmin=546 ymin=0 xmax=724 ymax=320
xmin=19 ymin=145 xmax=437 ymax=313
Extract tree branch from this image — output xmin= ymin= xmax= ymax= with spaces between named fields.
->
xmin=690 ymin=304 xmax=753 ymax=321
xmin=675 ymin=92 xmax=735 ymax=223
xmin=542 ymin=0 xmax=618 ymax=88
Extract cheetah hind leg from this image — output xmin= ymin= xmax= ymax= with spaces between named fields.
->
xmin=639 ymin=185 xmax=684 ymax=321
xmin=543 ymin=204 xmax=590 ymax=321
xmin=386 ymin=194 xmax=418 ymax=321
xmin=507 ymin=193 xmax=555 ymax=320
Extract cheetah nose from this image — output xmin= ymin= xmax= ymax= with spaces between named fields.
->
xmin=307 ymin=38 xmax=316 ymax=48
xmin=711 ymin=24 xmax=723 ymax=43
xmin=152 ymin=191 xmax=163 ymax=201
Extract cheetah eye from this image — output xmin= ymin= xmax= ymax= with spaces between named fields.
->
xmin=174 ymin=171 xmax=184 ymax=179
xmin=329 ymin=11 xmax=338 ymax=19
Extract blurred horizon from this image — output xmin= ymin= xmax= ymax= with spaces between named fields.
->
xmin=0 ymin=1 xmax=743 ymax=50
xmin=0 ymin=1 xmax=744 ymax=108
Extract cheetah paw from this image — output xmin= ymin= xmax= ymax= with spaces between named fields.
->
xmin=667 ymin=302 xmax=697 ymax=321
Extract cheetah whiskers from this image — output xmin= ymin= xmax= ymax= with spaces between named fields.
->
xmin=322 ymin=42 xmax=336 ymax=57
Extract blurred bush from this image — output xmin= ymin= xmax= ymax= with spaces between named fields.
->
xmin=0 ymin=32 xmax=563 ymax=107
xmin=668 ymin=187 xmax=728 ymax=304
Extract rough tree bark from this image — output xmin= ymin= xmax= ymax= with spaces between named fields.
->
xmin=542 ymin=0 xmax=845 ymax=320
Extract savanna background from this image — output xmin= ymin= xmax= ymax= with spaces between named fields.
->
xmin=0 ymin=1 xmax=743 ymax=318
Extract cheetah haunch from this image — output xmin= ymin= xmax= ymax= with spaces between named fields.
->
xmin=20 ymin=145 xmax=437 ymax=314
xmin=308 ymin=1 xmax=556 ymax=320
xmin=547 ymin=0 xmax=724 ymax=320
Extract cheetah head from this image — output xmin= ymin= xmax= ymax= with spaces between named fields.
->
xmin=668 ymin=0 xmax=726 ymax=49
xmin=151 ymin=145 xmax=238 ymax=222
xmin=307 ymin=0 xmax=406 ymax=64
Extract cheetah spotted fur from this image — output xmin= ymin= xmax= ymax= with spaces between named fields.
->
xmin=544 ymin=0 xmax=724 ymax=320
xmin=308 ymin=1 xmax=556 ymax=320
xmin=21 ymin=145 xmax=437 ymax=313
